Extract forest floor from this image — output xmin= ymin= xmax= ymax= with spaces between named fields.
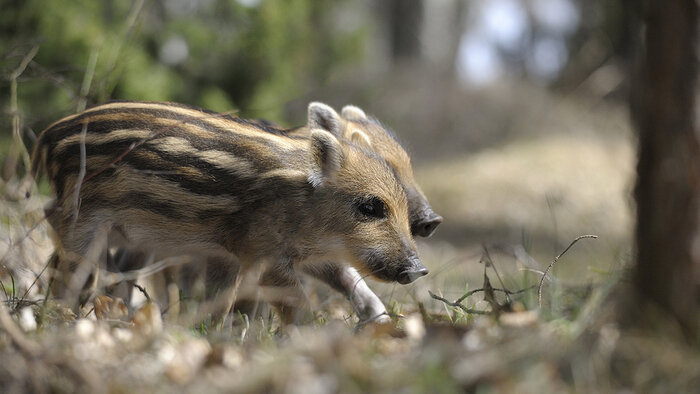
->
xmin=1 ymin=85 xmax=698 ymax=393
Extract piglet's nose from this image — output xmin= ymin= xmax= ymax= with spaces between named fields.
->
xmin=397 ymin=258 xmax=429 ymax=284
xmin=407 ymin=267 xmax=429 ymax=281
xmin=412 ymin=213 xmax=443 ymax=238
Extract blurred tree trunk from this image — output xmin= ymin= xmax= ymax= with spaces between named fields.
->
xmin=556 ymin=0 xmax=640 ymax=96
xmin=631 ymin=0 xmax=698 ymax=336
xmin=385 ymin=0 xmax=423 ymax=63
xmin=444 ymin=0 xmax=465 ymax=75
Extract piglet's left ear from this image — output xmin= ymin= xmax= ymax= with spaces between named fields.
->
xmin=308 ymin=129 xmax=344 ymax=188
xmin=308 ymin=102 xmax=342 ymax=138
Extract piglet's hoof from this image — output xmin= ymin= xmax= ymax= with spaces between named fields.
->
xmin=370 ymin=313 xmax=392 ymax=325
xmin=357 ymin=314 xmax=408 ymax=338
xmin=355 ymin=312 xmax=392 ymax=331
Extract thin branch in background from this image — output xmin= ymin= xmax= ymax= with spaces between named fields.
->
xmin=99 ymin=255 xmax=189 ymax=286
xmin=455 ymin=285 xmax=535 ymax=306
xmin=430 ymin=245 xmax=539 ymax=317
xmin=480 ymin=268 xmax=509 ymax=316
xmin=68 ymin=44 xmax=99 ymax=225
xmin=454 ymin=285 xmax=488 ymax=305
xmin=538 ymin=234 xmax=598 ymax=308
xmin=21 ymin=62 xmax=77 ymax=103
xmin=519 ymin=267 xmax=546 ymax=277
xmin=481 ymin=246 xmax=512 ymax=305
xmin=0 ymin=278 xmax=8 ymax=302
xmin=70 ymin=122 xmax=88 ymax=228
xmin=9 ymin=45 xmax=39 ymax=175
xmin=77 ymin=46 xmax=100 ymax=112
xmin=102 ymin=0 xmax=149 ymax=100
xmin=17 ymin=257 xmax=52 ymax=310
xmin=428 ymin=291 xmax=490 ymax=315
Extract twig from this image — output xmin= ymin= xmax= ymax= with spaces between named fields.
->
xmin=456 ymin=285 xmax=535 ymax=305
xmin=77 ymin=46 xmax=100 ymax=112
xmin=133 ymin=283 xmax=151 ymax=302
xmin=100 ymin=255 xmax=189 ymax=286
xmin=102 ymin=0 xmax=149 ymax=99
xmin=4 ymin=298 xmax=41 ymax=311
xmin=481 ymin=269 xmax=508 ymax=316
xmin=428 ymin=290 xmax=490 ymax=315
xmin=454 ymin=287 xmax=483 ymax=305
xmin=432 ymin=282 xmax=536 ymax=318
xmin=0 ymin=277 xmax=8 ymax=302
xmin=10 ymin=45 xmax=39 ymax=173
xmin=70 ymin=122 xmax=88 ymax=227
xmin=17 ymin=257 xmax=52 ymax=312
xmin=481 ymin=246 xmax=512 ymax=305
xmin=518 ymin=267 xmax=546 ymax=276
xmin=537 ymin=234 xmax=598 ymax=308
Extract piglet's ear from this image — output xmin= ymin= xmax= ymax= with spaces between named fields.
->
xmin=349 ymin=128 xmax=372 ymax=149
xmin=340 ymin=105 xmax=367 ymax=121
xmin=308 ymin=102 xmax=342 ymax=137
xmin=308 ymin=129 xmax=344 ymax=188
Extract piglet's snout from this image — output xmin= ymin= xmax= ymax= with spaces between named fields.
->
xmin=411 ymin=208 xmax=443 ymax=238
xmin=397 ymin=256 xmax=428 ymax=284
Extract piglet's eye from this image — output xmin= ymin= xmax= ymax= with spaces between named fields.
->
xmin=357 ymin=197 xmax=386 ymax=219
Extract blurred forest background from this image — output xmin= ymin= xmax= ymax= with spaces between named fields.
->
xmin=2 ymin=1 xmax=697 ymax=392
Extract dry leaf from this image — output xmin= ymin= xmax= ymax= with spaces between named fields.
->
xmin=131 ymin=302 xmax=162 ymax=336
xmin=93 ymin=295 xmax=128 ymax=320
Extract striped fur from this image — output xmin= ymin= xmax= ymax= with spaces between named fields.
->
xmin=239 ymin=105 xmax=443 ymax=237
xmin=33 ymin=101 xmax=427 ymax=320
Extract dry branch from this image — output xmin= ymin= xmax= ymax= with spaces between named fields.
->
xmin=537 ymin=234 xmax=598 ymax=308
xmin=428 ymin=290 xmax=490 ymax=315
xmin=134 ymin=283 xmax=151 ymax=302
xmin=9 ymin=45 xmax=38 ymax=174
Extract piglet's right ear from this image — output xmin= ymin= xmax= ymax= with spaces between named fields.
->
xmin=349 ymin=128 xmax=372 ymax=149
xmin=341 ymin=105 xmax=367 ymax=121
xmin=308 ymin=129 xmax=344 ymax=188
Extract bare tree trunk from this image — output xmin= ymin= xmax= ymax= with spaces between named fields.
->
xmin=385 ymin=0 xmax=423 ymax=63
xmin=631 ymin=0 xmax=699 ymax=336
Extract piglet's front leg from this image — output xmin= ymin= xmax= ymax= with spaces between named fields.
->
xmin=259 ymin=264 xmax=308 ymax=324
xmin=305 ymin=263 xmax=389 ymax=324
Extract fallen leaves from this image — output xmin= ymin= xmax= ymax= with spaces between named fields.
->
xmin=131 ymin=302 xmax=163 ymax=336
xmin=93 ymin=295 xmax=128 ymax=320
